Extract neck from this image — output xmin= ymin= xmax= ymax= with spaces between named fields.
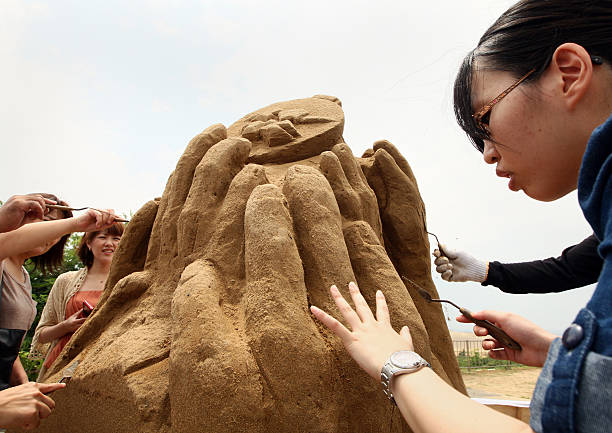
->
xmin=5 ymin=255 xmax=26 ymax=269
xmin=88 ymin=259 xmax=111 ymax=276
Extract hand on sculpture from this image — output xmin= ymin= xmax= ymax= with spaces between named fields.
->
xmin=457 ymin=310 xmax=557 ymax=367
xmin=433 ymin=245 xmax=488 ymax=283
xmin=0 ymin=382 xmax=65 ymax=430
xmin=311 ymin=282 xmax=414 ymax=380
xmin=0 ymin=194 xmax=56 ymax=233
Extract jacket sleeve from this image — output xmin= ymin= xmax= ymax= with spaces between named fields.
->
xmin=482 ymin=234 xmax=602 ymax=294
xmin=29 ymin=271 xmax=73 ymax=360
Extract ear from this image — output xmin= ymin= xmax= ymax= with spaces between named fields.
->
xmin=549 ymin=43 xmax=593 ymax=109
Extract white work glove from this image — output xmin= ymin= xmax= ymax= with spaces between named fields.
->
xmin=432 ymin=244 xmax=488 ymax=283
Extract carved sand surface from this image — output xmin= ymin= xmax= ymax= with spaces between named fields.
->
xmin=24 ymin=96 xmax=465 ymax=433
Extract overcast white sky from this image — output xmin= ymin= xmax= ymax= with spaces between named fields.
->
xmin=1 ymin=0 xmax=595 ymax=335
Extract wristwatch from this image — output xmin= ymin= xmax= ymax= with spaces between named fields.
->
xmin=380 ymin=350 xmax=431 ymax=405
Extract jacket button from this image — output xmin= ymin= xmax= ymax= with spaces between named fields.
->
xmin=562 ymin=324 xmax=584 ymax=350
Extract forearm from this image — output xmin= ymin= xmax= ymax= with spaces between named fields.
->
xmin=0 ymin=218 xmax=76 ymax=261
xmin=394 ymin=368 xmax=533 ymax=433
xmin=37 ymin=322 xmax=69 ymax=344
xmin=9 ymin=358 xmax=28 ymax=386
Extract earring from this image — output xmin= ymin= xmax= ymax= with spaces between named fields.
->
xmin=591 ymin=55 xmax=603 ymax=65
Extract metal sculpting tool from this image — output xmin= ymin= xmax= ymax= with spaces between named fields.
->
xmin=400 ymin=275 xmax=522 ymax=351
xmin=59 ymin=360 xmax=80 ymax=384
xmin=426 ymin=231 xmax=447 ymax=256
xmin=46 ymin=204 xmax=129 ymax=223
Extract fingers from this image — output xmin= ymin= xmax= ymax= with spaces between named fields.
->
xmin=37 ymin=398 xmax=53 ymax=419
xmin=309 ymin=305 xmax=352 ymax=342
xmin=25 ymin=195 xmax=47 ymax=220
xmin=330 ymin=285 xmax=361 ymax=329
xmin=320 ymin=151 xmax=362 ymax=222
xmin=372 ymin=140 xmax=417 ymax=182
xmin=37 ymin=382 xmax=66 ymax=395
xmin=331 ymin=143 xmax=368 ymax=188
xmin=146 ymin=124 xmax=227 ymax=264
xmin=433 ymin=250 xmax=454 ymax=281
xmin=438 ymin=243 xmax=460 ymax=261
xmin=482 ymin=338 xmax=501 ymax=351
xmin=202 ymin=164 xmax=268 ymax=278
xmin=282 ymin=164 xmax=356 ymax=309
xmin=473 ymin=324 xmax=490 ymax=336
xmin=375 ymin=290 xmax=390 ymax=323
xmin=399 ymin=326 xmax=413 ymax=347
xmin=455 ymin=315 xmax=491 ymax=337
xmin=244 ymin=184 xmax=338 ymax=425
xmin=433 ymin=254 xmax=450 ymax=267
xmin=348 ymin=282 xmax=375 ymax=323
xmin=466 ymin=310 xmax=509 ymax=324
xmin=177 ymin=137 xmax=251 ymax=259
xmin=435 ymin=262 xmax=452 ymax=273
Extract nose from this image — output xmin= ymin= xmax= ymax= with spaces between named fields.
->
xmin=482 ymin=140 xmax=499 ymax=164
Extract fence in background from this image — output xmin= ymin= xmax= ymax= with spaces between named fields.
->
xmin=453 ymin=339 xmax=514 ymax=370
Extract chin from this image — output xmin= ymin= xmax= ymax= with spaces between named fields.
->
xmin=523 ymin=186 xmax=573 ymax=202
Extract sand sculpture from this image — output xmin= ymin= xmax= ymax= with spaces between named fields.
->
xmin=25 ymin=95 xmax=466 ymax=433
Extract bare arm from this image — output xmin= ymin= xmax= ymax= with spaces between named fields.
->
xmin=310 ymin=283 xmax=535 ymax=433
xmin=9 ymin=358 xmax=28 ymax=386
xmin=37 ymin=310 xmax=86 ymax=344
xmin=0 ymin=209 xmax=117 ymax=261
xmin=394 ymin=367 xmax=533 ymax=433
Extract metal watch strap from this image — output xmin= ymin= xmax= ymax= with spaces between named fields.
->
xmin=380 ymin=352 xmax=430 ymax=405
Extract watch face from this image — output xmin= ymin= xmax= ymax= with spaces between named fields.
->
xmin=390 ymin=351 xmax=422 ymax=369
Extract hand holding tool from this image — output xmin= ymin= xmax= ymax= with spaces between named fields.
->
xmin=401 ymin=275 xmax=522 ymax=351
xmin=46 ymin=204 xmax=129 ymax=223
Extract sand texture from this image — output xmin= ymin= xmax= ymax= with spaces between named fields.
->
xmin=23 ymin=96 xmax=465 ymax=433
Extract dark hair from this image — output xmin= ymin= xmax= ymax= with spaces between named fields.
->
xmin=454 ymin=0 xmax=612 ymax=152
xmin=29 ymin=194 xmax=73 ymax=274
xmin=77 ymin=222 xmax=125 ymax=269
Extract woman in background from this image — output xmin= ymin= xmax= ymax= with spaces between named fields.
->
xmin=31 ymin=222 xmax=124 ymax=379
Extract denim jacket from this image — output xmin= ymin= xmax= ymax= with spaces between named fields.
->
xmin=530 ymin=112 xmax=612 ymax=433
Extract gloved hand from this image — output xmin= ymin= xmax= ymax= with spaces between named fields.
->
xmin=432 ymin=245 xmax=488 ymax=283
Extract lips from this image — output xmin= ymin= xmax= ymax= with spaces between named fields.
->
xmin=496 ymin=169 xmax=520 ymax=191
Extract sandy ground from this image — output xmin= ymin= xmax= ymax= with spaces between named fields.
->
xmin=450 ymin=331 xmax=540 ymax=401
xmin=462 ymin=367 xmax=541 ymax=400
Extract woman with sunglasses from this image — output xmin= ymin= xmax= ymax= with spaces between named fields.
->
xmin=311 ymin=1 xmax=612 ymax=432
xmin=30 ymin=222 xmax=124 ymax=380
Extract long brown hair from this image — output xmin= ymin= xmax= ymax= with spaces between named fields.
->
xmin=29 ymin=194 xmax=73 ymax=274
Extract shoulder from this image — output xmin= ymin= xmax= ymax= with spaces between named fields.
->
xmin=54 ymin=268 xmax=87 ymax=286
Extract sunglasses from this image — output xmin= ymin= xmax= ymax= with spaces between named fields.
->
xmin=472 ymin=68 xmax=536 ymax=133
xmin=470 ymin=55 xmax=604 ymax=152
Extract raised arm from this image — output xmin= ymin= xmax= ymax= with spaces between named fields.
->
xmin=0 ymin=209 xmax=117 ymax=261
xmin=433 ymin=235 xmax=601 ymax=294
